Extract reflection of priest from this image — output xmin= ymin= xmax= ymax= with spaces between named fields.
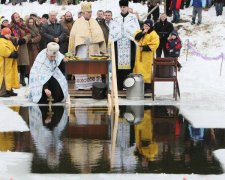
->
xmin=29 ymin=106 xmax=68 ymax=169
xmin=109 ymin=0 xmax=140 ymax=90
xmin=28 ymin=42 xmax=68 ymax=104
xmin=68 ymin=2 xmax=106 ymax=90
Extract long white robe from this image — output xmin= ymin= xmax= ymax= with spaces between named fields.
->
xmin=28 ymin=49 xmax=68 ymax=103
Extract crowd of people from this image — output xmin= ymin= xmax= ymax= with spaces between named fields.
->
xmin=0 ymin=0 xmax=184 ymax=103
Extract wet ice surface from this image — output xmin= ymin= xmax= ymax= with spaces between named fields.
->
xmin=0 ymin=105 xmax=225 ymax=177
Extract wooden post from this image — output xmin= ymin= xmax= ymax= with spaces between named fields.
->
xmin=220 ymin=54 xmax=224 ymax=76
xmin=110 ymin=111 xmax=119 ymax=169
xmin=110 ymin=41 xmax=119 ymax=114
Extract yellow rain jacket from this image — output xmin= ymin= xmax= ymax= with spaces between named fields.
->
xmin=133 ymin=30 xmax=159 ymax=83
xmin=0 ymin=37 xmax=20 ymax=91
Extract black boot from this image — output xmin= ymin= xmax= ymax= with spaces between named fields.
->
xmin=6 ymin=90 xmax=17 ymax=96
xmin=144 ymin=83 xmax=152 ymax=93
xmin=20 ymin=73 xmax=26 ymax=86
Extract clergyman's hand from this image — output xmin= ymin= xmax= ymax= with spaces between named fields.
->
xmin=63 ymin=57 xmax=69 ymax=62
xmin=54 ymin=38 xmax=59 ymax=43
xmin=44 ymin=89 xmax=52 ymax=97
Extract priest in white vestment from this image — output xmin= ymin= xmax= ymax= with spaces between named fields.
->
xmin=68 ymin=2 xmax=106 ymax=90
xmin=109 ymin=0 xmax=140 ymax=90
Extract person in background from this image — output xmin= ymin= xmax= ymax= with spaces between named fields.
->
xmin=61 ymin=11 xmax=74 ymax=51
xmin=166 ymin=0 xmax=172 ymax=16
xmin=166 ymin=30 xmax=182 ymax=70
xmin=190 ymin=0 xmax=206 ymax=25
xmin=104 ymin=10 xmax=113 ymax=28
xmin=78 ymin=11 xmax=83 ymax=18
xmin=39 ymin=14 xmax=49 ymax=51
xmin=134 ymin=19 xmax=159 ymax=93
xmin=61 ymin=11 xmax=74 ymax=80
xmin=147 ymin=0 xmax=160 ymax=23
xmin=41 ymin=14 xmax=49 ymax=25
xmin=41 ymin=11 xmax=66 ymax=54
xmin=214 ymin=0 xmax=224 ymax=16
xmin=29 ymin=42 xmax=68 ymax=104
xmin=0 ymin=18 xmax=10 ymax=30
xmin=170 ymin=0 xmax=182 ymax=23
xmin=0 ymin=28 xmax=20 ymax=97
xmin=60 ymin=15 xmax=65 ymax=22
xmin=10 ymin=12 xmax=31 ymax=87
xmin=26 ymin=17 xmax=41 ymax=75
xmin=154 ymin=13 xmax=174 ymax=57
xmin=96 ymin=10 xmax=109 ymax=48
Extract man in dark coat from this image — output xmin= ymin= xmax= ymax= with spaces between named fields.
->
xmin=96 ymin=10 xmax=109 ymax=49
xmin=154 ymin=13 xmax=174 ymax=57
xmin=41 ymin=11 xmax=66 ymax=54
xmin=60 ymin=11 xmax=74 ymax=51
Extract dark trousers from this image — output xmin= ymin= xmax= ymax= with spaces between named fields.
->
xmin=166 ymin=0 xmax=172 ymax=16
xmin=38 ymin=76 xmax=64 ymax=104
xmin=156 ymin=40 xmax=168 ymax=58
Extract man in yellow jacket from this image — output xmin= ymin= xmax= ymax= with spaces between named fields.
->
xmin=134 ymin=19 xmax=159 ymax=93
xmin=0 ymin=28 xmax=20 ymax=97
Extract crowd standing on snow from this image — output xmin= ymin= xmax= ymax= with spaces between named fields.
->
xmin=0 ymin=0 xmax=185 ymax=102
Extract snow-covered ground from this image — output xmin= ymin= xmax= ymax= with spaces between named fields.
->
xmin=1 ymin=0 xmax=225 ymax=179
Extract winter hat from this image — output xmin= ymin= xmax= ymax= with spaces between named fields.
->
xmin=46 ymin=42 xmax=60 ymax=56
xmin=171 ymin=30 xmax=178 ymax=37
xmin=1 ymin=28 xmax=11 ymax=36
xmin=0 ymin=17 xmax=8 ymax=25
xmin=81 ymin=2 xmax=92 ymax=12
xmin=42 ymin=14 xmax=49 ymax=19
xmin=119 ymin=0 xmax=129 ymax=7
xmin=144 ymin=19 xmax=153 ymax=27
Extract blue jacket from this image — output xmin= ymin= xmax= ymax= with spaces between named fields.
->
xmin=190 ymin=0 xmax=206 ymax=7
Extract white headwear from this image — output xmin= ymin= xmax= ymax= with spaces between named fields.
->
xmin=46 ymin=42 xmax=60 ymax=56
xmin=0 ymin=18 xmax=8 ymax=25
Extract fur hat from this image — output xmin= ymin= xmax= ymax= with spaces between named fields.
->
xmin=1 ymin=28 xmax=11 ymax=36
xmin=0 ymin=17 xmax=8 ymax=25
xmin=144 ymin=19 xmax=153 ymax=27
xmin=46 ymin=42 xmax=60 ymax=56
xmin=81 ymin=2 xmax=92 ymax=12
xmin=119 ymin=0 xmax=129 ymax=7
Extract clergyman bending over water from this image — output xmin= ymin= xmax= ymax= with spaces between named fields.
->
xmin=28 ymin=42 xmax=68 ymax=104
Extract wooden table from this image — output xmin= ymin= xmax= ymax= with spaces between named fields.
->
xmin=65 ymin=59 xmax=111 ymax=97
xmin=65 ymin=59 xmax=111 ymax=74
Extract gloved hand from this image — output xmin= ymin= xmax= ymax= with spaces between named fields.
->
xmin=8 ymin=51 xmax=18 ymax=59
xmin=17 ymin=38 xmax=26 ymax=45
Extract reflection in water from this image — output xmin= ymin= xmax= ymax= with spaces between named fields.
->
xmin=0 ymin=105 xmax=225 ymax=174
xmin=29 ymin=106 xmax=68 ymax=170
xmin=0 ymin=132 xmax=14 ymax=151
